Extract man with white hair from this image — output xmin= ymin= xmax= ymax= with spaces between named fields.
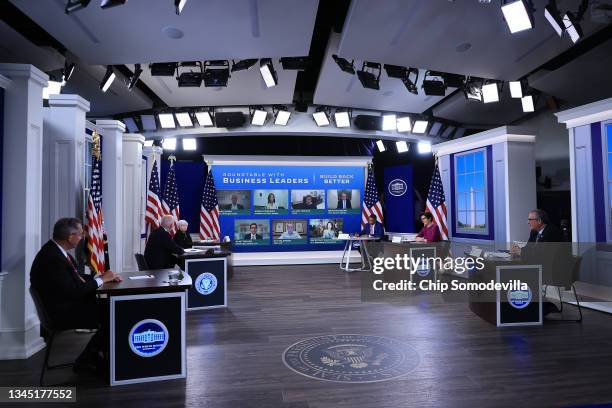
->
xmin=279 ymin=222 xmax=301 ymax=239
xmin=173 ymin=219 xmax=193 ymax=249
xmin=144 ymin=215 xmax=185 ymax=269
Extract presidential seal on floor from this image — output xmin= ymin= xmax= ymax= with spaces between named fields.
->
xmin=282 ymin=334 xmax=420 ymax=383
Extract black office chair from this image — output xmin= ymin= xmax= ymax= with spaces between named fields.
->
xmin=134 ymin=253 xmax=149 ymax=271
xmin=29 ymin=287 xmax=73 ymax=386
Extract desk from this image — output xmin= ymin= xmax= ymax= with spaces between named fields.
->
xmin=339 ymin=236 xmax=377 ymax=272
xmin=468 ymin=255 xmax=542 ymax=327
xmin=192 ymin=241 xmax=234 ymax=280
xmin=98 ymin=269 xmax=191 ymax=386
xmin=382 ymin=241 xmax=441 ymax=283
xmin=176 ymin=249 xmax=230 ymax=310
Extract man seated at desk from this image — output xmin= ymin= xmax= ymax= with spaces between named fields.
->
xmin=280 ymin=223 xmax=302 ymax=239
xmin=357 ymin=214 xmax=384 ymax=240
xmin=415 ymin=212 xmax=442 ymax=242
xmin=511 ymin=209 xmax=564 ymax=256
xmin=30 ymin=218 xmax=121 ymax=373
xmin=244 ymin=222 xmax=263 ymax=240
xmin=145 ymin=215 xmax=185 ymax=269
xmin=173 ymin=219 xmax=193 ymax=249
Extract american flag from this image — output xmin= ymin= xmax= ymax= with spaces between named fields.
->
xmin=426 ymin=161 xmax=449 ymax=240
xmin=86 ymin=133 xmax=106 ymax=274
xmin=199 ymin=168 xmax=220 ymax=240
xmin=362 ymin=163 xmax=384 ymax=229
xmin=162 ymin=161 xmax=180 ymax=235
xmin=145 ymin=160 xmax=162 ymax=231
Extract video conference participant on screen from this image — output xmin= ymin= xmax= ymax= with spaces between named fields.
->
xmin=357 ymin=214 xmax=384 ymax=240
xmin=243 ymin=223 xmax=263 ymax=240
xmin=323 ymin=221 xmax=337 ymax=239
xmin=303 ymin=195 xmax=317 ymax=209
xmin=280 ymin=223 xmax=302 ymax=239
xmin=415 ymin=212 xmax=441 ymax=242
xmin=266 ymin=193 xmax=278 ymax=209
xmin=336 ymin=192 xmax=352 ymax=209
xmin=222 ymin=194 xmax=245 ymax=210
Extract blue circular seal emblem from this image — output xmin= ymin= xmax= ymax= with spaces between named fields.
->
xmin=282 ymin=334 xmax=420 ymax=383
xmin=195 ymin=272 xmax=217 ymax=295
xmin=507 ymin=286 xmax=532 ymax=309
xmin=129 ymin=319 xmax=169 ymax=358
xmin=388 ymin=179 xmax=408 ymax=197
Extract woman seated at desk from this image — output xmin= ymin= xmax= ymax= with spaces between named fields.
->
xmin=173 ymin=219 xmax=193 ymax=249
xmin=415 ymin=212 xmax=441 ymax=242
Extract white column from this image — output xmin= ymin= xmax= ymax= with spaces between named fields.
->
xmin=0 ymin=64 xmax=48 ymax=359
xmin=122 ymin=134 xmax=145 ymax=272
xmin=96 ymin=120 xmax=125 ymax=273
xmin=42 ymin=94 xmax=90 ymax=241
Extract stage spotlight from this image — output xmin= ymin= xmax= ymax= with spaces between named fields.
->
xmin=231 ymin=59 xmax=258 ymax=72
xmin=396 ymin=141 xmax=409 ymax=153
xmin=122 ymin=117 xmax=139 ymax=132
xmin=140 ymin=115 xmax=157 ymax=130
xmin=313 ymin=107 xmax=330 ymax=127
xmin=65 ymin=0 xmax=91 ymax=13
xmin=260 ymin=58 xmax=278 ymax=88
xmin=417 ymin=142 xmax=432 ymax=154
xmin=273 ymin=106 xmax=291 ymax=126
xmin=334 ymin=110 xmax=351 ymax=128
xmin=162 ymin=138 xmax=177 ymax=150
xmin=376 ymin=140 xmax=386 ymax=152
xmin=509 ymin=81 xmax=523 ymax=98
xmin=150 ymin=63 xmax=177 ymax=76
xmin=175 ymin=112 xmax=193 ymax=127
xmin=203 ymin=60 xmax=229 ymax=87
xmin=442 ymin=73 xmax=466 ymax=89
xmin=382 ymin=114 xmax=397 ymax=131
xmin=482 ymin=82 xmax=500 ymax=103
xmin=175 ymin=0 xmax=187 ymax=15
xmin=429 ymin=122 xmax=443 ymax=137
xmin=280 ymin=57 xmax=309 ymax=71
xmin=62 ymin=62 xmax=76 ymax=85
xmin=100 ymin=66 xmax=115 ymax=92
xmin=544 ymin=1 xmax=564 ymax=36
xmin=182 ymin=138 xmax=197 ymax=151
xmin=384 ymin=65 xmax=420 ymax=95
xmin=501 ymin=0 xmax=534 ymax=34
xmin=422 ymin=71 xmax=446 ymax=96
xmin=127 ymin=64 xmax=142 ymax=91
xmin=521 ymin=95 xmax=535 ymax=112
xmin=396 ymin=116 xmax=412 ymax=132
xmin=412 ymin=119 xmax=429 ymax=134
xmin=332 ymin=55 xmax=355 ymax=74
xmin=464 ymin=77 xmax=483 ymax=102
xmin=158 ymin=113 xmax=176 ymax=129
xmin=563 ymin=12 xmax=582 ymax=43
xmin=250 ymin=107 xmax=268 ymax=126
xmin=357 ymin=62 xmax=381 ymax=90
xmin=195 ymin=111 xmax=214 ymax=127
xmin=100 ymin=0 xmax=127 ymax=9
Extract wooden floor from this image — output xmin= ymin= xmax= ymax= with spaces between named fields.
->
xmin=2 ymin=264 xmax=612 ymax=408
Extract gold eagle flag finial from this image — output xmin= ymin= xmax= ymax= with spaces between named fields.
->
xmin=91 ymin=130 xmax=101 ymax=160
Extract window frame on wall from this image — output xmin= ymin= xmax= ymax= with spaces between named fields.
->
xmin=604 ymin=121 xmax=612 ymax=243
xmin=452 ymin=147 xmax=490 ymax=237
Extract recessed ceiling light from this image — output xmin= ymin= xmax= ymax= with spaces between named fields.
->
xmin=182 ymin=138 xmax=197 ymax=151
xmin=158 ymin=113 xmax=176 ymax=129
xmin=162 ymin=138 xmax=177 ymax=150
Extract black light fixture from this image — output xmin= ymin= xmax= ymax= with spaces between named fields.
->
xmin=464 ymin=77 xmax=484 ymax=102
xmin=177 ymin=62 xmax=203 ymax=87
xmin=150 ymin=62 xmax=177 ymax=76
xmin=312 ymin=106 xmax=331 ymax=127
xmin=332 ymin=55 xmax=355 ymax=74
xmin=384 ymin=64 xmax=419 ymax=95
xmin=422 ymin=71 xmax=446 ymax=96
xmin=357 ymin=62 xmax=381 ymax=90
xmin=259 ymin=58 xmax=278 ymax=88
xmin=273 ymin=106 xmax=291 ymax=126
xmin=441 ymin=73 xmax=465 ymax=89
xmin=230 ymin=59 xmax=258 ymax=72
xmin=203 ymin=60 xmax=230 ymax=87
xmin=100 ymin=66 xmax=116 ymax=92
xmin=127 ymin=64 xmax=143 ymax=91
xmin=280 ymin=57 xmax=309 ymax=71
xmin=100 ymin=0 xmax=127 ymax=9
xmin=249 ymin=106 xmax=268 ymax=126
xmin=65 ymin=0 xmax=91 ymax=14
xmin=62 ymin=62 xmax=76 ymax=85
xmin=175 ymin=0 xmax=187 ymax=15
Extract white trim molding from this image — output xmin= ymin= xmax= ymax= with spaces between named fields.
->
xmin=203 ymin=155 xmax=371 ymax=167
xmin=0 ymin=74 xmax=11 ymax=89
xmin=555 ymin=98 xmax=612 ymax=129
xmin=431 ymin=126 xmax=536 ymax=156
xmin=48 ymin=94 xmax=90 ymax=112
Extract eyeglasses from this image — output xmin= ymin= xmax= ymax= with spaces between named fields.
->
xmin=527 ymin=218 xmax=538 ymax=221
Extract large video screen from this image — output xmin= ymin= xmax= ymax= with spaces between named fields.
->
xmin=213 ymin=165 xmax=365 ymax=252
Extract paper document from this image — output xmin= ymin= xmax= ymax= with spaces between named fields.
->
xmin=129 ymin=275 xmax=154 ymax=280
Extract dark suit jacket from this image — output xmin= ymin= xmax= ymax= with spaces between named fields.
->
xmin=528 ymin=224 xmax=564 ymax=243
xmin=336 ymin=199 xmax=352 ymax=209
xmin=222 ymin=203 xmax=244 ymax=210
xmin=173 ymin=231 xmax=193 ymax=249
xmin=360 ymin=222 xmax=384 ymax=240
xmin=30 ymin=240 xmax=99 ymax=328
xmin=243 ymin=233 xmax=263 ymax=240
xmin=144 ymin=228 xmax=185 ymax=269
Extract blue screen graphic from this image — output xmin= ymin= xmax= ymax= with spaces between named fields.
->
xmin=213 ymin=165 xmax=365 ymax=252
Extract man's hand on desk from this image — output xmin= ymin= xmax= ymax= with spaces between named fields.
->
xmin=101 ymin=269 xmax=122 ymax=283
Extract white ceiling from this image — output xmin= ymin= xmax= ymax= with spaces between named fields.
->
xmin=10 ymin=0 xmax=319 ymax=64
xmin=0 ymin=20 xmax=64 ymax=72
xmin=138 ymin=62 xmax=298 ymax=107
xmin=336 ymin=0 xmax=607 ymax=81
xmin=314 ymin=33 xmax=455 ymax=114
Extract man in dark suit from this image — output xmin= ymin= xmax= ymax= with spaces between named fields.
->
xmin=358 ymin=214 xmax=384 ymax=240
xmin=243 ymin=223 xmax=263 ymax=240
xmin=527 ymin=209 xmax=564 ymax=243
xmin=222 ymin=194 xmax=245 ymax=210
xmin=336 ymin=192 xmax=352 ymax=210
xmin=30 ymin=218 xmax=121 ymax=371
xmin=145 ymin=215 xmax=185 ymax=269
